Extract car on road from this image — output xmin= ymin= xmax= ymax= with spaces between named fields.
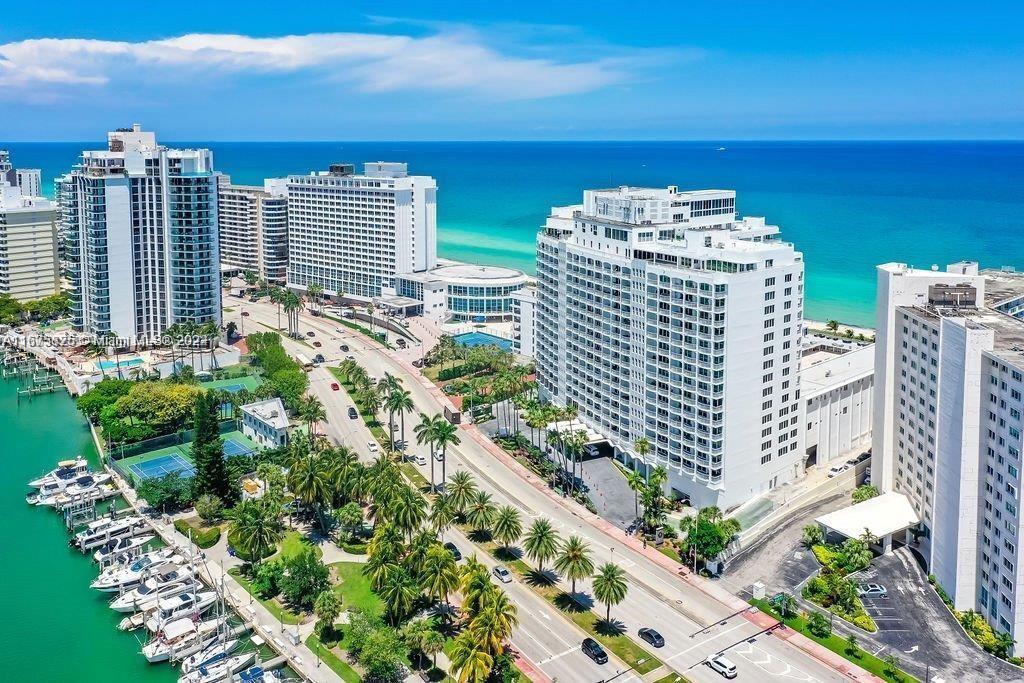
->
xmin=313 ymin=341 xmax=322 ymax=347
xmin=581 ymin=638 xmax=608 ymax=665
xmin=827 ymin=463 xmax=849 ymax=477
xmin=241 ymin=312 xmax=250 ymax=317
xmin=414 ymin=454 xmax=427 ymax=466
xmin=314 ymin=354 xmax=325 ymax=363
xmin=434 ymin=451 xmax=444 ymax=462
xmin=492 ymin=565 xmax=513 ymax=583
xmin=330 ymin=382 xmax=340 ymax=391
xmin=340 ymin=344 xmax=349 ymax=352
xmin=345 ymin=355 xmax=356 ymax=361
xmin=348 ymin=406 xmax=358 ymax=419
xmin=443 ymin=542 xmax=462 ymax=561
xmin=367 ymin=441 xmax=379 ymax=453
xmin=638 ymin=627 xmax=664 ymax=648
xmin=396 ymin=338 xmax=406 ymax=348
xmin=857 ymin=583 xmax=888 ymax=598
xmin=306 ymin=331 xmax=315 ymax=337
xmin=707 ymin=653 xmax=737 ymax=679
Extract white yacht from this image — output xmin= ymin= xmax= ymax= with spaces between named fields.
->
xmin=91 ymin=551 xmax=181 ymax=591
xmin=178 ymin=637 xmax=240 ymax=673
xmin=93 ymin=534 xmax=155 ymax=564
xmin=109 ymin=566 xmax=197 ymax=612
xmin=72 ymin=515 xmax=146 ymax=551
xmin=178 ymin=652 xmax=256 ymax=683
xmin=30 ymin=473 xmax=112 ymax=506
xmin=141 ymin=615 xmax=229 ymax=663
xmin=143 ymin=591 xmax=219 ymax=632
xmin=27 ymin=457 xmax=88 ymax=488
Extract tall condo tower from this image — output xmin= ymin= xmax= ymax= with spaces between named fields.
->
xmin=535 ymin=186 xmax=805 ymax=509
xmin=60 ymin=125 xmax=220 ymax=342
xmin=286 ymin=162 xmax=437 ymax=300
xmin=217 ymin=177 xmax=289 ymax=283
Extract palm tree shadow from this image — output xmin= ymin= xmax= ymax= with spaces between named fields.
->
xmin=494 ymin=546 xmax=521 ymax=562
xmin=595 ymin=618 xmax=627 ymax=637
xmin=525 ymin=569 xmax=558 ymax=587
xmin=553 ymin=591 xmax=593 ymax=613
xmin=467 ymin=529 xmax=492 ymax=544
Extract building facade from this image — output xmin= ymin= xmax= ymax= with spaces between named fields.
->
xmin=15 ymin=169 xmax=42 ymax=199
xmin=511 ymin=286 xmax=537 ymax=358
xmin=240 ymin=397 xmax=290 ymax=448
xmin=60 ymin=125 xmax=220 ymax=342
xmin=0 ymin=182 xmax=60 ymax=301
xmin=396 ymin=261 xmax=529 ymax=322
xmin=873 ymin=261 xmax=1024 ymax=654
xmin=535 ymin=186 xmax=805 ymax=509
xmin=0 ymin=151 xmax=15 ymax=187
xmin=286 ymin=162 xmax=437 ymax=300
xmin=801 ymin=343 xmax=874 ymax=466
xmin=218 ymin=178 xmax=288 ymax=283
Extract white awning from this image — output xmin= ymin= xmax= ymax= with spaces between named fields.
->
xmin=544 ymin=419 xmax=608 ymax=445
xmin=815 ymin=492 xmax=920 ymax=539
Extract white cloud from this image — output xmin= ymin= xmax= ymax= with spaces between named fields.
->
xmin=0 ymin=30 xmax=650 ymax=100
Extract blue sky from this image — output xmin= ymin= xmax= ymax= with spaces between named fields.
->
xmin=2 ymin=1 xmax=1023 ymax=141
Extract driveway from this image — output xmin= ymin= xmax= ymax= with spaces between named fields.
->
xmin=578 ymin=457 xmax=640 ymax=530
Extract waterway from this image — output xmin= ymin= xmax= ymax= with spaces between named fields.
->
xmin=0 ymin=373 xmax=177 ymax=682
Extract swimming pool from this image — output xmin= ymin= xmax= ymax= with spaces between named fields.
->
xmin=96 ymin=357 xmax=145 ymax=371
xmin=453 ymin=331 xmax=513 ymax=351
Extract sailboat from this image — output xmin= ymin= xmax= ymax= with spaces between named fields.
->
xmin=177 ymin=652 xmax=256 ymax=683
xmin=140 ymin=615 xmax=229 ymax=663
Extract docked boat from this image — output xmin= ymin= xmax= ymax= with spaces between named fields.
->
xmin=32 ymin=473 xmax=112 ymax=506
xmin=93 ymin=533 xmax=155 ymax=564
xmin=179 ymin=652 xmax=256 ymax=683
xmin=143 ymin=590 xmax=219 ymax=632
xmin=237 ymin=666 xmax=285 ymax=682
xmin=140 ymin=615 xmax=229 ymax=663
xmin=27 ymin=457 xmax=88 ymax=488
xmin=109 ymin=565 xmax=196 ymax=611
xmin=179 ymin=637 xmax=240 ymax=673
xmin=72 ymin=515 xmax=146 ymax=551
xmin=91 ymin=551 xmax=181 ymax=592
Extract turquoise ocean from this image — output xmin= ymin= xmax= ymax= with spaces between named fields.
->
xmin=5 ymin=140 xmax=1024 ymax=326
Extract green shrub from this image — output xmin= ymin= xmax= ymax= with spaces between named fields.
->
xmin=807 ymin=611 xmax=832 ymax=638
xmin=174 ymin=519 xmax=222 ymax=548
xmin=340 ymin=541 xmax=368 ymax=555
xmin=851 ymin=613 xmax=877 ymax=632
xmin=812 ymin=544 xmax=840 ymax=569
xmin=252 ymin=559 xmax=285 ymax=599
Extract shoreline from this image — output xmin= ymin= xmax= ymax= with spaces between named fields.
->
xmin=805 ymin=318 xmax=875 ymax=338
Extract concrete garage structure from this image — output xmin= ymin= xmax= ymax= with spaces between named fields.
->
xmin=800 ymin=344 xmax=874 ymax=468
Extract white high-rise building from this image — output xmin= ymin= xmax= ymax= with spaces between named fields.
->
xmin=0 ymin=151 xmax=15 ymax=187
xmin=60 ymin=125 xmax=220 ymax=342
xmin=511 ymin=286 xmax=537 ymax=358
xmin=873 ymin=261 xmax=1024 ymax=653
xmin=15 ymin=169 xmax=42 ymax=198
xmin=0 ymin=182 xmax=60 ymax=301
xmin=536 ymin=186 xmax=805 ymax=509
xmin=218 ymin=178 xmax=288 ymax=283
xmin=286 ymin=162 xmax=436 ymax=300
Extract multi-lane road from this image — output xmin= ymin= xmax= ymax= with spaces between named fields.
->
xmin=226 ymin=300 xmax=857 ymax=683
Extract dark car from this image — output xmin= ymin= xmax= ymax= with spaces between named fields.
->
xmin=638 ymin=627 xmax=665 ymax=648
xmin=306 ymin=331 xmax=315 ymax=337
xmin=444 ymin=542 xmax=462 ymax=561
xmin=581 ymin=638 xmax=608 ymax=665
xmin=348 ymin=406 xmax=358 ymax=419
xmin=340 ymin=344 xmax=349 ymax=352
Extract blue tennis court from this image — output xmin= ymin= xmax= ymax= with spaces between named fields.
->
xmin=222 ymin=437 xmax=253 ymax=457
xmin=127 ymin=453 xmax=195 ymax=480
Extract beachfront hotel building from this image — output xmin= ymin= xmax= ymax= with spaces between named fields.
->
xmin=535 ymin=186 xmax=806 ymax=509
xmin=511 ymin=285 xmax=537 ymax=358
xmin=15 ymin=169 xmax=42 ymax=199
xmin=395 ymin=261 xmax=530 ymax=322
xmin=0 ymin=181 xmax=60 ymax=302
xmin=871 ymin=261 xmax=1024 ymax=653
xmin=286 ymin=162 xmax=437 ymax=300
xmin=217 ymin=177 xmax=289 ymax=284
xmin=59 ymin=125 xmax=221 ymax=342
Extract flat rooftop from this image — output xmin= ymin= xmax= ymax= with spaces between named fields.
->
xmin=982 ymin=269 xmax=1024 ymax=307
xmin=800 ymin=345 xmax=875 ymax=398
xmin=901 ymin=304 xmax=1024 ymax=365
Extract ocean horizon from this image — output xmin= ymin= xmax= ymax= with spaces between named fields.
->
xmin=5 ymin=139 xmax=1023 ymax=327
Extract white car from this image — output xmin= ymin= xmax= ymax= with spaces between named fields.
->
xmin=367 ymin=441 xmax=379 ymax=453
xmin=707 ymin=654 xmax=738 ymax=679
xmin=434 ymin=451 xmax=444 ymax=462
xmin=414 ymin=454 xmax=427 ymax=466
xmin=827 ymin=464 xmax=848 ymax=477
xmin=857 ymin=583 xmax=888 ymax=598
xmin=492 ymin=565 xmax=513 ymax=584
xmin=345 ymin=354 xmax=356 ymax=361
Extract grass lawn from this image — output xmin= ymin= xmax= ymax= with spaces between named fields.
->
xmin=272 ymin=529 xmax=323 ymax=562
xmin=331 ymin=562 xmax=384 ymax=617
xmin=400 ymin=462 xmax=431 ymax=490
xmin=228 ymin=566 xmax=303 ymax=625
xmin=658 ymin=545 xmax=682 ymax=563
xmin=653 ymin=674 xmax=691 ymax=683
xmin=749 ymin=599 xmax=918 ymax=682
xmin=306 ymin=633 xmax=361 ymax=683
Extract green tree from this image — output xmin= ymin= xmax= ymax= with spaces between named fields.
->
xmin=358 ymin=625 xmax=408 ymax=681
xmin=379 ymin=566 xmax=420 ymax=624
xmin=882 ymin=653 xmax=902 ymax=678
xmin=137 ymin=471 xmax=194 ymax=512
xmin=844 ymin=632 xmax=858 ymax=655
xmin=625 ymin=468 xmax=645 ymax=520
xmin=194 ymin=493 xmax=223 ymax=522
xmin=492 ymin=506 xmax=523 ymax=550
xmin=314 ymin=588 xmax=343 ymax=634
xmin=449 ymin=632 xmax=493 ymax=683
xmin=465 ymin=490 xmax=497 ymax=534
xmin=852 ymin=484 xmax=881 ymax=503
xmin=430 ymin=418 xmax=461 ymax=491
xmin=826 ymin=319 xmax=840 ymax=332
xmin=421 ymin=545 xmax=460 ymax=617
xmin=280 ymin=547 xmax=330 ymax=610
xmin=334 ymin=501 xmax=364 ymax=541
xmin=229 ymin=498 xmax=283 ymax=564
xmin=807 ymin=611 xmax=832 ymax=638
xmin=802 ymin=523 xmax=824 ymax=548
xmin=446 ymin=471 xmax=478 ymax=517
xmin=554 ymin=535 xmax=594 ymax=593
xmin=592 ymin=562 xmax=628 ymax=623
xmin=523 ymin=519 xmax=560 ymax=573
xmin=191 ymin=390 xmax=236 ymax=503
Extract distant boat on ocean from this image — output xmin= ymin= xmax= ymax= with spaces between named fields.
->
xmin=716 ymin=146 xmax=727 ymax=151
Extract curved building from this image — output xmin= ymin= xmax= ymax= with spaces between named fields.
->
xmin=395 ymin=260 xmax=529 ymax=321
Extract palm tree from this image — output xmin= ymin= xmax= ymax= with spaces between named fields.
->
xmin=421 ymin=629 xmax=446 ymax=671
xmin=592 ymin=562 xmax=628 ymax=623
xmin=465 ymin=490 xmax=497 ymax=534
xmin=523 ymin=519 xmax=560 ymax=573
xmin=414 ymin=413 xmax=439 ymax=488
xmin=387 ymin=388 xmax=415 ymax=452
xmin=229 ymin=498 xmax=282 ymax=564
xmin=994 ymin=630 xmax=1016 ymax=659
xmin=446 ymin=471 xmax=478 ymax=517
xmin=421 ymin=544 xmax=460 ymax=616
xmin=431 ymin=418 xmax=461 ymax=491
xmin=459 ymin=556 xmax=493 ymax=616
xmin=492 ymin=506 xmax=523 ymax=550
xmin=625 ymin=469 xmax=645 ymax=521
xmin=449 ymin=633 xmax=493 ymax=683
xmin=429 ymin=493 xmax=457 ymax=535
xmin=633 ymin=436 xmax=651 ymax=472
xmin=554 ymin=535 xmax=594 ymax=594
xmin=307 ymin=282 xmax=323 ymax=316
xmin=287 ymin=450 xmax=333 ymax=532
xmin=470 ymin=588 xmax=519 ymax=657
xmin=391 ymin=485 xmax=428 ymax=540
xmin=313 ymin=589 xmax=342 ymax=634
xmin=826 ymin=319 xmax=840 ymax=332
xmin=379 ymin=567 xmax=420 ymax=624
xmin=299 ymin=395 xmax=326 ymax=436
